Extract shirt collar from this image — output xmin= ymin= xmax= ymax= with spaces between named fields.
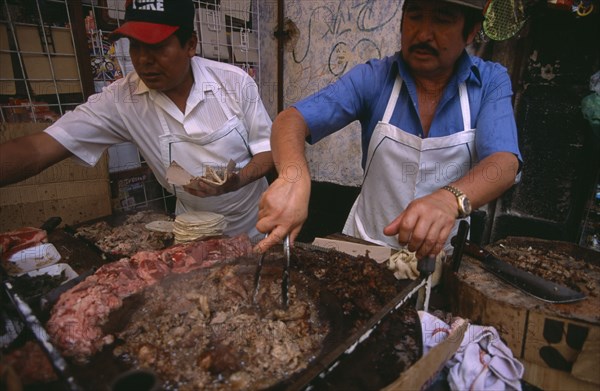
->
xmin=132 ymin=58 xmax=220 ymax=103
xmin=395 ymin=50 xmax=482 ymax=87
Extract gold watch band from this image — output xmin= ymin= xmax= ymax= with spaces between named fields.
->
xmin=441 ymin=185 xmax=464 ymax=198
xmin=441 ymin=185 xmax=471 ymax=218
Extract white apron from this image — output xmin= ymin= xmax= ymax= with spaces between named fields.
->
xmin=343 ymin=76 xmax=476 ymax=252
xmin=156 ymin=103 xmax=266 ymax=237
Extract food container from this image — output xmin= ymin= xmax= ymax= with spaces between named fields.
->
xmin=27 ymin=263 xmax=78 ymax=282
xmin=6 ymin=243 xmax=62 ymax=275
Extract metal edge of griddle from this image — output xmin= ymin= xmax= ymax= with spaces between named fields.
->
xmin=2 ymin=280 xmax=83 ymax=391
xmin=294 ymin=241 xmax=335 ymax=253
xmin=283 ymin=276 xmax=427 ymax=391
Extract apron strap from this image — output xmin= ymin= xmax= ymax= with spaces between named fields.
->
xmin=458 ymin=82 xmax=471 ymax=131
xmin=383 ymin=77 xmax=471 ymax=132
xmin=382 ymin=76 xmax=403 ymax=123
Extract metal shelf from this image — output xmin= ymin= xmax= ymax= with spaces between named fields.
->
xmin=0 ymin=0 xmax=262 ymax=215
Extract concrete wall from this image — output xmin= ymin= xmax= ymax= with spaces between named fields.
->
xmin=261 ymin=0 xmax=403 ymax=186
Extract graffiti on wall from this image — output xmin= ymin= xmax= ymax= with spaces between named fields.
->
xmin=284 ymin=0 xmax=403 ymax=185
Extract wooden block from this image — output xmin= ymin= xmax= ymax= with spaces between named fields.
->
xmin=312 ymin=237 xmax=392 ymax=263
xmin=572 ymin=327 xmax=600 ymax=385
xmin=523 ymin=360 xmax=599 ymax=391
xmin=443 ymin=238 xmax=600 ymax=389
xmin=524 ymin=311 xmax=599 ymax=383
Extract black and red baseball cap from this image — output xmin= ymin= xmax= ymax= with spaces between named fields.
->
xmin=444 ymin=0 xmax=485 ymax=9
xmin=109 ymin=0 xmax=195 ymax=44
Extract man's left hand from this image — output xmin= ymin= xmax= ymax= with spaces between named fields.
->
xmin=383 ymin=189 xmax=458 ymax=259
xmin=183 ymin=173 xmax=240 ymax=197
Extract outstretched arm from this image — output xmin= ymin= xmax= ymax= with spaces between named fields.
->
xmin=384 ymin=151 xmax=520 ymax=258
xmin=0 ymin=132 xmax=72 ymax=187
xmin=254 ymin=107 xmax=312 ymax=252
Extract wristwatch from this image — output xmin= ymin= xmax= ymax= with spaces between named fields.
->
xmin=441 ymin=185 xmax=472 ymax=218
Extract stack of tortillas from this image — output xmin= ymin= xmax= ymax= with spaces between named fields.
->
xmin=172 ymin=211 xmax=227 ymax=243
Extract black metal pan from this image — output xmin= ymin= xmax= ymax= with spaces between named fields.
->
xmin=456 ymin=238 xmax=586 ymax=303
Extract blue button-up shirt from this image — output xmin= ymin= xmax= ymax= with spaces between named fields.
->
xmin=294 ymin=51 xmax=522 ymax=168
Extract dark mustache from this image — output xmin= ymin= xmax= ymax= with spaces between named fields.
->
xmin=409 ymin=43 xmax=438 ymax=56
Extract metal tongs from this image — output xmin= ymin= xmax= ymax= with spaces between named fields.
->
xmin=252 ymin=234 xmax=291 ymax=308
xmin=252 ymin=233 xmax=268 ymax=304
xmin=281 ymin=235 xmax=291 ymax=308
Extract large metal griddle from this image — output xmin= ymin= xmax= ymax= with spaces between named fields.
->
xmin=5 ymin=234 xmax=423 ymax=390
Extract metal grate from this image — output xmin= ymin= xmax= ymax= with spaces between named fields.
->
xmin=0 ymin=0 xmax=85 ymax=122
xmin=0 ymin=0 xmax=262 ymax=214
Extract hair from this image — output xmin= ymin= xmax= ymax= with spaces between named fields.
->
xmin=173 ymin=27 xmax=195 ymax=47
xmin=462 ymin=7 xmax=484 ymax=39
xmin=401 ymin=1 xmax=484 ymax=41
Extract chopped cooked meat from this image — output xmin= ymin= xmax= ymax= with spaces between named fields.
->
xmin=44 ymin=237 xmax=422 ymax=389
xmin=292 ymin=247 xmax=400 ymax=325
xmin=112 ymin=264 xmax=329 ymax=390
xmin=487 ymin=239 xmax=600 ymax=296
xmin=75 ymin=212 xmax=173 ymax=257
xmin=46 ymin=234 xmax=253 ymax=363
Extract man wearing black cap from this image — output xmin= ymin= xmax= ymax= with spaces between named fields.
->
xmin=0 ymin=0 xmax=274 ymax=237
xmin=255 ymin=0 xmax=523 ymax=257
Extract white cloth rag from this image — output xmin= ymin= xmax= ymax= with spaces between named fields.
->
xmin=419 ymin=311 xmax=524 ymax=391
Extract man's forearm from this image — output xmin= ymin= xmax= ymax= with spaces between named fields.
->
xmin=271 ymin=107 xmax=311 ymax=183
xmin=452 ymin=152 xmax=520 ymax=209
xmin=0 ymin=133 xmax=71 ymax=187
xmin=0 ymin=137 xmax=43 ymax=186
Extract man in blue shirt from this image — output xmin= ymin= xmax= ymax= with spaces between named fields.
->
xmin=256 ymin=0 xmax=522 ymax=258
